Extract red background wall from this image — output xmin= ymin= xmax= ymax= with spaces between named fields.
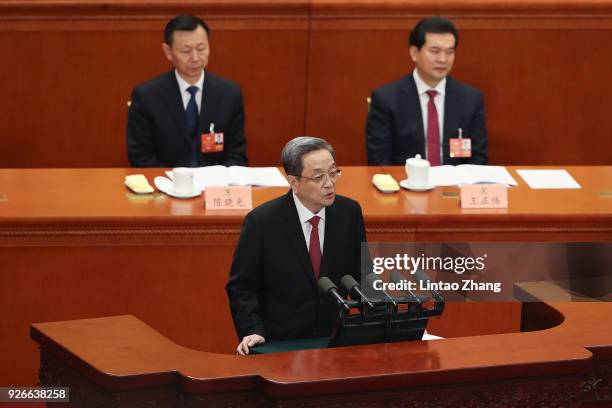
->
xmin=0 ymin=0 xmax=611 ymax=167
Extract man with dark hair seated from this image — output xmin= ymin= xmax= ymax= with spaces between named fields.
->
xmin=127 ymin=14 xmax=247 ymax=168
xmin=366 ymin=16 xmax=488 ymax=166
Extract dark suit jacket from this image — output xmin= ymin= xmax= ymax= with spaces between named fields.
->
xmin=366 ymin=74 xmax=488 ymax=165
xmin=226 ymin=192 xmax=367 ymax=341
xmin=127 ymin=70 xmax=247 ymax=167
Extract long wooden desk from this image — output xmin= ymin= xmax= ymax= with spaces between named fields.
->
xmin=29 ymin=300 xmax=612 ymax=407
xmin=1 ymin=166 xmax=611 ymax=386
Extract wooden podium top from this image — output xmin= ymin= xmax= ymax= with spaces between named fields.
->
xmin=30 ymin=300 xmax=612 ymax=398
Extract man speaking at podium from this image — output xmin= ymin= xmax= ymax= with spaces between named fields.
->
xmin=226 ymin=137 xmax=366 ymax=355
xmin=127 ymin=14 xmax=247 ymax=168
xmin=366 ymin=16 xmax=488 ymax=166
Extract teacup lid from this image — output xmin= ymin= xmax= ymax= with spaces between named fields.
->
xmin=405 ymin=154 xmax=430 ymax=168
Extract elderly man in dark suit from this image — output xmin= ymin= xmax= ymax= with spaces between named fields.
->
xmin=366 ymin=16 xmax=488 ymax=166
xmin=127 ymin=14 xmax=247 ymax=168
xmin=226 ymin=137 xmax=367 ymax=355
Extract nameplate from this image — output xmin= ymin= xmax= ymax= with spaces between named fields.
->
xmin=205 ymin=186 xmax=253 ymax=210
xmin=460 ymin=184 xmax=508 ymax=209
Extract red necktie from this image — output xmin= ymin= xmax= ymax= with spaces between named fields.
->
xmin=426 ymin=90 xmax=441 ymax=166
xmin=308 ymin=216 xmax=322 ymax=281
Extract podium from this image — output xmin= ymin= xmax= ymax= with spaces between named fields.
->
xmin=31 ymin=297 xmax=612 ymax=407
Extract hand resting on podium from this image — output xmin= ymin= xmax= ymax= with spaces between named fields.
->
xmin=237 ymin=334 xmax=265 ymax=355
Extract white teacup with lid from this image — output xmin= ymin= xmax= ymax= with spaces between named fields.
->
xmin=405 ymin=154 xmax=430 ymax=188
xmin=172 ymin=167 xmax=194 ymax=195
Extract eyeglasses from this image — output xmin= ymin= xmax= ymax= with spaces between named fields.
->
xmin=298 ymin=168 xmax=342 ymax=184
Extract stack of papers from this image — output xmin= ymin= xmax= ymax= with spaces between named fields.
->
xmin=167 ymin=166 xmax=289 ymax=191
xmin=429 ymin=165 xmax=518 ymax=187
xmin=516 ymin=169 xmax=581 ymax=189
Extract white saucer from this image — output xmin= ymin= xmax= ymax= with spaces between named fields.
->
xmin=399 ymin=179 xmax=436 ymax=192
xmin=154 ymin=176 xmax=202 ymax=199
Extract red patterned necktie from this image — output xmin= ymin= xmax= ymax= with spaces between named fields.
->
xmin=308 ymin=216 xmax=322 ymax=280
xmin=426 ymin=90 xmax=441 ymax=166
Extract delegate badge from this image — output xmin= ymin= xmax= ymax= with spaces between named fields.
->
xmin=201 ymin=123 xmax=224 ymax=153
xmin=449 ymin=128 xmax=471 ymax=158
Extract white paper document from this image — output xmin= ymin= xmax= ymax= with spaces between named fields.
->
xmin=516 ymin=169 xmax=581 ymax=189
xmin=422 ymin=330 xmax=443 ymax=341
xmin=167 ymin=166 xmax=289 ymax=191
xmin=429 ymin=165 xmax=518 ymax=187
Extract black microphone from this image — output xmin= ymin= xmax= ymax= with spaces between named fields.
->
xmin=318 ymin=277 xmax=350 ymax=312
xmin=364 ymin=273 xmax=397 ymax=308
xmin=390 ymin=270 xmax=423 ymax=304
xmin=340 ymin=275 xmax=375 ymax=309
xmin=413 ymin=270 xmax=444 ymax=302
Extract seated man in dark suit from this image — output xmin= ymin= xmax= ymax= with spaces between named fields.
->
xmin=366 ymin=16 xmax=488 ymax=166
xmin=127 ymin=14 xmax=247 ymax=167
xmin=226 ymin=137 xmax=367 ymax=355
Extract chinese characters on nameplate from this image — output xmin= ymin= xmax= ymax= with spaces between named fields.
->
xmin=205 ymin=186 xmax=253 ymax=210
xmin=460 ymin=184 xmax=508 ymax=209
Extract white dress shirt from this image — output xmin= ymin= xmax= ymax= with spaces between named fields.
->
xmin=293 ymin=193 xmax=325 ymax=253
xmin=413 ymin=69 xmax=446 ymax=164
xmin=175 ymin=69 xmax=205 ymax=113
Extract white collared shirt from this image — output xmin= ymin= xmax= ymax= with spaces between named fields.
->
xmin=293 ymin=193 xmax=326 ymax=253
xmin=174 ymin=69 xmax=205 ymax=113
xmin=413 ymin=69 xmax=446 ymax=164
